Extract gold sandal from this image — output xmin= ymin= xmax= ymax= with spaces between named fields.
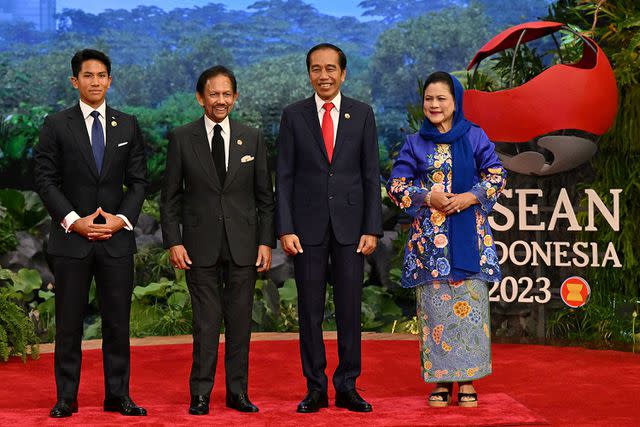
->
xmin=458 ymin=392 xmax=478 ymax=407
xmin=428 ymin=385 xmax=453 ymax=408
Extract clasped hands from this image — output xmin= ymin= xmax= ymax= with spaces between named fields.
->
xmin=70 ymin=207 xmax=125 ymax=241
xmin=280 ymin=234 xmax=377 ymax=256
xmin=427 ymin=191 xmax=478 ymax=215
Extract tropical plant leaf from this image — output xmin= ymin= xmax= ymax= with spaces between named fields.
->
xmin=12 ymin=269 xmax=42 ymax=297
xmin=133 ymin=280 xmax=173 ymax=299
xmin=278 ymin=279 xmax=297 ymax=302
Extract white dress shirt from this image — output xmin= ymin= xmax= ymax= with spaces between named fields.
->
xmin=61 ymin=100 xmax=133 ymax=232
xmin=80 ymin=99 xmax=107 ymax=144
xmin=315 ymin=91 xmax=341 ymax=146
xmin=203 ymin=114 xmax=231 ymax=170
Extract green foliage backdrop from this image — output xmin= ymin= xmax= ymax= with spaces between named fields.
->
xmin=2 ymin=0 xmax=638 ymax=351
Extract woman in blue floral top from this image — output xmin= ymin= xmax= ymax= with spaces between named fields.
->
xmin=387 ymin=72 xmax=506 ymax=408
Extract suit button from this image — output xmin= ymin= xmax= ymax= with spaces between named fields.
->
xmin=218 ymin=216 xmax=223 ymax=221
xmin=329 ymin=172 xmax=334 ymax=177
xmin=328 ymin=195 xmax=334 ymax=200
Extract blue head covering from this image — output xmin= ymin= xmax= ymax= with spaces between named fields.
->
xmin=419 ymin=73 xmax=479 ymax=281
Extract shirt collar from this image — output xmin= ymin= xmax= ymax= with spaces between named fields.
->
xmin=79 ymin=99 xmax=106 ymax=120
xmin=204 ymin=114 xmax=231 ymax=138
xmin=314 ymin=92 xmax=341 ymax=113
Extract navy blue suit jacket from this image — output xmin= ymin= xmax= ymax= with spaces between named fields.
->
xmin=275 ymin=95 xmax=383 ymax=245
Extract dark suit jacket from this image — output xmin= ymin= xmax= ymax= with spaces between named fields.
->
xmin=160 ymin=117 xmax=275 ymax=267
xmin=34 ymin=104 xmax=148 ymax=258
xmin=275 ymin=95 xmax=383 ymax=245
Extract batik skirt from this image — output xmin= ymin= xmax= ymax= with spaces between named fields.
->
xmin=416 ymin=278 xmax=492 ymax=383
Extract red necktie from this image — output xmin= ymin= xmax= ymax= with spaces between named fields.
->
xmin=322 ymin=102 xmax=334 ymax=162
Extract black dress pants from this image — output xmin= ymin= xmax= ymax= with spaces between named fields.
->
xmin=294 ymin=224 xmax=364 ymax=393
xmin=52 ymin=242 xmax=134 ymax=400
xmin=186 ymin=233 xmax=257 ymax=397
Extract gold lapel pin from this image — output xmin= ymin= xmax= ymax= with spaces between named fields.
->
xmin=111 ymin=117 xmax=118 ymax=127
xmin=237 ymin=139 xmax=243 ymax=145
xmin=344 ymin=113 xmax=351 ymax=120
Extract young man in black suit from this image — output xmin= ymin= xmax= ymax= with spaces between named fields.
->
xmin=34 ymin=49 xmax=148 ymax=418
xmin=276 ymin=43 xmax=383 ymax=413
xmin=160 ymin=66 xmax=275 ymax=415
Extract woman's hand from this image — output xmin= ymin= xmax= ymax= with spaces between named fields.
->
xmin=428 ymin=191 xmax=455 ymax=211
xmin=442 ymin=192 xmax=478 ymax=215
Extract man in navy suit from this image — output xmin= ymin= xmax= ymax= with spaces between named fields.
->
xmin=276 ymin=43 xmax=383 ymax=413
xmin=34 ymin=49 xmax=148 ymax=418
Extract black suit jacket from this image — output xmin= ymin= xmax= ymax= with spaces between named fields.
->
xmin=160 ymin=117 xmax=275 ymax=267
xmin=34 ymin=104 xmax=148 ymax=258
xmin=275 ymin=95 xmax=383 ymax=245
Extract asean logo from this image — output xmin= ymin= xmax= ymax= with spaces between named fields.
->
xmin=464 ymin=21 xmax=618 ymax=176
xmin=560 ymin=276 xmax=591 ymax=308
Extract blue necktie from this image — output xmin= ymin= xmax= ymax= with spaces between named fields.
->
xmin=90 ymin=110 xmax=105 ymax=174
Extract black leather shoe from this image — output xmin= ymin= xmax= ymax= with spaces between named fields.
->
xmin=335 ymin=389 xmax=372 ymax=412
xmin=226 ymin=393 xmax=259 ymax=412
xmin=104 ymin=396 xmax=147 ymax=416
xmin=49 ymin=399 xmax=78 ymax=418
xmin=189 ymin=395 xmax=210 ymax=415
xmin=297 ymin=390 xmax=328 ymax=413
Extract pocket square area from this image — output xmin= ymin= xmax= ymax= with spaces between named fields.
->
xmin=241 ymin=155 xmax=255 ymax=163
xmin=118 ymin=141 xmax=129 ymax=147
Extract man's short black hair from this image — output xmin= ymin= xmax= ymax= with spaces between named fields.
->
xmin=71 ymin=49 xmax=111 ymax=77
xmin=196 ymin=65 xmax=237 ymax=95
xmin=306 ymin=43 xmax=347 ymax=73
xmin=422 ymin=71 xmax=455 ymax=99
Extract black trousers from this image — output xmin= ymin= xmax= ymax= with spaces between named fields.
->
xmin=185 ymin=233 xmax=257 ymax=397
xmin=52 ymin=242 xmax=134 ymax=400
xmin=294 ymin=224 xmax=364 ymax=393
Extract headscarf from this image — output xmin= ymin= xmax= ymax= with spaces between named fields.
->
xmin=419 ymin=73 xmax=479 ymax=281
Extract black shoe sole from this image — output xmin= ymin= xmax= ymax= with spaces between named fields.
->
xmin=335 ymin=402 xmax=373 ymax=412
xmin=297 ymin=401 xmax=328 ymax=413
xmin=49 ymin=412 xmax=73 ymax=418
xmin=227 ymin=406 xmax=259 ymax=413
xmin=104 ymin=407 xmax=147 ymax=416
xmin=50 ymin=404 xmax=78 ymax=417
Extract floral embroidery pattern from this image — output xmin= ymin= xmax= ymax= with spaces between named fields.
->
xmin=388 ymin=131 xmax=503 ymax=384
xmin=432 ymin=324 xmax=444 ymax=345
xmin=387 ymin=133 xmax=506 ymax=289
xmin=453 ymin=301 xmax=471 ymax=318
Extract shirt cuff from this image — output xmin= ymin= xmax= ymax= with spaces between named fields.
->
xmin=61 ymin=211 xmax=80 ymax=233
xmin=117 ymin=214 xmax=133 ymax=231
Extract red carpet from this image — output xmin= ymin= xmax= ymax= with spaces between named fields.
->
xmin=1 ymin=340 xmax=638 ymax=426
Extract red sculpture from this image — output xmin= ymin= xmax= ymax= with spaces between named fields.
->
xmin=464 ymin=21 xmax=618 ymax=175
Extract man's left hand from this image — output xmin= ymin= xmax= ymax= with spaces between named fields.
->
xmin=255 ymin=245 xmax=272 ymax=272
xmin=87 ymin=207 xmax=126 ymax=239
xmin=356 ymin=234 xmax=378 ymax=256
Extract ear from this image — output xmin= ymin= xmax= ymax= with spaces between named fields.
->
xmin=340 ymin=68 xmax=346 ymax=83
xmin=195 ymin=92 xmax=205 ymax=108
xmin=70 ymin=76 xmax=79 ymax=89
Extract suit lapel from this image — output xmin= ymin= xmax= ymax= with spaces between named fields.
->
xmin=100 ymin=106 xmax=120 ymax=180
xmin=191 ymin=117 xmax=222 ymax=189
xmin=332 ymin=96 xmax=352 ymax=161
xmin=224 ymin=120 xmax=243 ymax=190
xmin=67 ymin=104 xmax=99 ymax=179
xmin=301 ymin=96 xmax=329 ymax=162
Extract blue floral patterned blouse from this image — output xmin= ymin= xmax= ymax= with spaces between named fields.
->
xmin=387 ymin=127 xmax=507 ymax=288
